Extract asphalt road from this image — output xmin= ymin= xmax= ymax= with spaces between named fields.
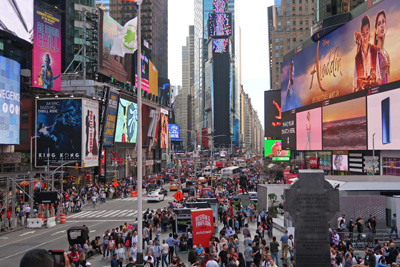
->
xmin=0 ymin=188 xmax=177 ymax=267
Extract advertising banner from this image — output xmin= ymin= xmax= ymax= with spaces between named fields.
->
xmin=0 ymin=56 xmax=20 ymax=145
xmin=296 ymin=108 xmax=322 ymax=151
xmin=103 ymin=90 xmax=119 ymax=146
xmin=281 ymin=111 xmax=296 ymax=151
xmin=149 ymin=60 xmax=159 ymax=98
xmin=264 ymin=139 xmax=290 ymax=161
xmin=32 ymin=6 xmax=61 ymax=91
xmin=233 ymin=119 xmax=239 ymax=146
xmin=202 ymin=128 xmax=208 ymax=148
xmin=115 ymin=97 xmax=138 ymax=143
xmin=333 ymin=151 xmax=349 ymax=171
xmin=309 ymin=157 xmax=320 ymax=169
xmin=169 ymin=124 xmax=180 ymax=140
xmin=82 ymin=99 xmax=99 ymax=167
xmin=281 ymin=0 xmax=400 ymax=112
xmin=322 ymin=97 xmax=366 ymax=150
xmin=36 ymin=99 xmax=82 ymax=166
xmin=367 ymin=88 xmax=400 ymax=150
xmin=264 ymin=90 xmax=282 ymax=138
xmin=160 ymin=111 xmax=169 ymax=149
xmin=1 ymin=0 xmax=33 ymax=43
xmin=99 ymin=10 xmax=131 ymax=83
xmin=159 ymin=77 xmax=171 ymax=106
xmin=191 ymin=209 xmax=214 ymax=249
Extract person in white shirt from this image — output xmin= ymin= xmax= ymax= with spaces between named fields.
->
xmin=161 ymin=239 xmax=169 ymax=267
xmin=206 ymin=255 xmax=219 ymax=267
xmin=130 ymin=242 xmax=137 ymax=263
xmin=144 ymin=250 xmax=155 ymax=266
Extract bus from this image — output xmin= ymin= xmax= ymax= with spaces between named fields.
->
xmin=237 ymin=158 xmax=247 ymax=168
xmin=220 ymin=166 xmax=241 ymax=181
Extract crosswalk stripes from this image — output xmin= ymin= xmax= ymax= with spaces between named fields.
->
xmin=67 ymin=209 xmax=139 ymax=219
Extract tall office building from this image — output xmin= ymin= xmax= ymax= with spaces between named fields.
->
xmin=109 ymin=0 xmax=168 ymax=78
xmin=175 ymin=26 xmax=195 ymax=151
xmin=268 ymin=0 xmax=315 ymax=90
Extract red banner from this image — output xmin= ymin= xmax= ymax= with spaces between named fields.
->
xmin=309 ymin=157 xmax=320 ymax=168
xmin=191 ymin=209 xmax=214 ymax=249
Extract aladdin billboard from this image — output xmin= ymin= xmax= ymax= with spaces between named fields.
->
xmin=32 ymin=6 xmax=61 ymax=91
xmin=281 ymin=0 xmax=400 ymax=112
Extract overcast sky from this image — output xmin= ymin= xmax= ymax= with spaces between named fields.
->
xmin=168 ymin=0 xmax=273 ymax=129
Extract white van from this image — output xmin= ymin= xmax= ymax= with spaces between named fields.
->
xmin=220 ymin=166 xmax=241 ymax=180
xmin=202 ymin=166 xmax=217 ymax=177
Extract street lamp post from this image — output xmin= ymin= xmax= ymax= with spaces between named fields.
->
xmin=30 ymin=136 xmax=39 ymax=171
xmin=373 ymin=133 xmax=376 ymax=175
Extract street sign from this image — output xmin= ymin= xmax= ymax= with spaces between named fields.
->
xmin=173 ymin=191 xmax=184 ymax=202
xmin=112 ymin=181 xmax=119 ymax=188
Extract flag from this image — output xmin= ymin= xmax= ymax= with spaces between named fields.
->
xmin=110 ymin=17 xmax=138 ymax=57
xmin=118 ymin=0 xmax=143 ymax=4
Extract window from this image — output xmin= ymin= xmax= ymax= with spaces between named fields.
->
xmin=306 ymin=20 xmax=309 ymax=25
xmin=275 ymin=38 xmax=279 ymax=43
xmin=287 ymin=45 xmax=291 ymax=50
xmin=276 ymin=67 xmax=279 ymax=72
xmin=305 ymin=5 xmax=309 ymax=11
xmin=278 ymin=28 xmax=282 ymax=31
xmin=300 ymin=20 xmax=303 ymax=25
xmin=275 ymin=45 xmax=279 ymax=50
xmin=287 ymin=21 xmax=290 ymax=25
xmin=292 ymin=0 xmax=295 ymax=3
xmin=286 ymin=0 xmax=290 ymax=3
xmin=20 ymin=129 xmax=28 ymax=144
xmin=293 ymin=21 xmax=296 ymax=25
xmin=287 ymin=28 xmax=290 ymax=31
xmin=299 ymin=6 xmax=302 ymax=11
xmin=286 ymin=12 xmax=290 ymax=16
xmin=292 ymin=6 xmax=295 ymax=11
xmin=287 ymin=37 xmax=290 ymax=42
xmin=21 ymin=110 xmax=29 ymax=124
xmin=280 ymin=45 xmax=283 ymax=50
xmin=293 ymin=38 xmax=296 ymax=42
xmin=278 ymin=21 xmax=282 ymax=26
xmin=275 ymin=53 xmax=280 ymax=57
xmin=286 ymin=7 xmax=290 ymax=11
xmin=299 ymin=0 xmax=302 ymax=3
xmin=280 ymin=38 xmax=284 ymax=42
xmin=280 ymin=53 xmax=284 ymax=57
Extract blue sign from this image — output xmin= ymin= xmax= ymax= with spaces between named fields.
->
xmin=169 ymin=124 xmax=180 ymax=139
xmin=103 ymin=90 xmax=119 ymax=146
xmin=233 ymin=119 xmax=239 ymax=146
xmin=0 ymin=56 xmax=20 ymax=145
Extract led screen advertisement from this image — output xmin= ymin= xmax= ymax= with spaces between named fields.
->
xmin=99 ymin=10 xmax=131 ymax=83
xmin=208 ymin=13 xmax=232 ymax=37
xmin=160 ymin=110 xmax=169 ymax=149
xmin=367 ymin=88 xmax=400 ymax=150
xmin=169 ymin=124 xmax=180 ymax=140
xmin=0 ymin=0 xmax=33 ymax=43
xmin=32 ymin=6 xmax=61 ymax=91
xmin=281 ymin=0 xmax=400 ymax=112
xmin=264 ymin=90 xmax=282 ymax=138
xmin=213 ymin=39 xmax=229 ymax=54
xmin=103 ymin=90 xmax=119 ymax=146
xmin=36 ymin=99 xmax=82 ymax=166
xmin=149 ymin=60 xmax=159 ymax=98
xmin=296 ymin=108 xmax=322 ymax=151
xmin=115 ymin=97 xmax=138 ymax=143
xmin=281 ymin=111 xmax=296 ymax=151
xmin=264 ymin=139 xmax=290 ymax=161
xmin=332 ymin=151 xmax=349 ymax=171
xmin=0 ymin=56 xmax=20 ymax=145
xmin=233 ymin=119 xmax=239 ymax=146
xmin=82 ymin=99 xmax=99 ymax=167
xmin=322 ymin=97 xmax=366 ymax=150
xmin=158 ymin=77 xmax=171 ymax=106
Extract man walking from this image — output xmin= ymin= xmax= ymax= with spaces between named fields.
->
xmin=270 ymin=237 xmax=280 ymax=267
xmin=390 ymin=214 xmax=398 ymax=240
xmin=280 ymin=230 xmax=289 ymax=261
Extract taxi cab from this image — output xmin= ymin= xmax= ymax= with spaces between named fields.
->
xmin=170 ymin=183 xmax=179 ymax=191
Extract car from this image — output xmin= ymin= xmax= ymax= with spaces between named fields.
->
xmin=170 ymin=183 xmax=179 ymax=191
xmin=158 ymin=187 xmax=168 ymax=196
xmin=233 ymin=192 xmax=258 ymax=203
xmin=147 ymin=189 xmax=165 ymax=202
xmin=198 ymin=177 xmax=209 ymax=184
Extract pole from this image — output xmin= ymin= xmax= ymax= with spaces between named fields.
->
xmin=30 ymin=137 xmax=33 ymax=171
xmin=136 ymin=2 xmax=144 ymax=261
xmin=372 ymin=133 xmax=376 ymax=175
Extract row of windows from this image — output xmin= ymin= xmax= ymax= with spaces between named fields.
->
xmin=276 ymin=27 xmax=309 ymax=32
xmin=286 ymin=0 xmax=314 ymax=3
xmin=275 ymin=37 xmax=303 ymax=43
xmin=277 ymin=20 xmax=310 ymax=26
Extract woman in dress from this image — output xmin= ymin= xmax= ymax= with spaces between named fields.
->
xmin=375 ymin=10 xmax=390 ymax=85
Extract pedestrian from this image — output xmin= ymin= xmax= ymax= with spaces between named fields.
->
xmin=130 ymin=242 xmax=137 ymax=263
xmin=91 ymin=194 xmax=96 ymax=208
xmin=347 ymin=218 xmax=354 ymax=238
xmin=167 ymin=233 xmax=175 ymax=263
xmin=161 ymin=239 xmax=169 ymax=267
xmin=244 ymin=242 xmax=253 ymax=267
xmin=390 ymin=214 xmax=398 ymax=240
xmin=126 ymin=257 xmax=135 ymax=267
xmin=287 ymin=235 xmax=294 ymax=262
xmin=154 ymin=241 xmax=161 ymax=267
xmin=251 ymin=241 xmax=261 ymax=267
xmin=107 ymin=235 xmax=116 ymax=258
xmin=110 ymin=253 xmax=118 ymax=267
xmin=280 ymin=230 xmax=289 ymax=261
xmin=267 ymin=215 xmax=273 ymax=238
xmin=269 ymin=237 xmax=279 ymax=267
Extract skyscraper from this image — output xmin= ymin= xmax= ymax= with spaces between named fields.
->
xmin=109 ymin=0 xmax=168 ymax=78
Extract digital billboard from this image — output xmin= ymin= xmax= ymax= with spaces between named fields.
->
xmin=32 ymin=6 xmax=61 ymax=91
xmin=281 ymin=111 xmax=296 ymax=151
xmin=160 ymin=110 xmax=169 ymax=149
xmin=142 ymin=104 xmax=159 ymax=147
xmin=99 ymin=10 xmax=131 ymax=83
xmin=264 ymin=90 xmax=282 ymax=138
xmin=0 ymin=56 xmax=20 ymax=145
xmin=209 ymin=13 xmax=232 ymax=37
xmin=233 ymin=119 xmax=239 ymax=146
xmin=264 ymin=139 xmax=290 ymax=161
xmin=149 ymin=60 xmax=159 ymax=98
xmin=158 ymin=77 xmax=171 ymax=106
xmin=296 ymin=108 xmax=322 ymax=151
xmin=322 ymin=97 xmax=366 ymax=150
xmin=115 ymin=97 xmax=138 ymax=143
xmin=332 ymin=151 xmax=349 ymax=171
xmin=367 ymin=88 xmax=400 ymax=150
xmin=213 ymin=39 xmax=229 ymax=54
xmin=36 ymin=99 xmax=82 ymax=166
xmin=281 ymin=0 xmax=400 ymax=112
xmin=169 ymin=124 xmax=180 ymax=140
xmin=1 ymin=0 xmax=33 ymax=43
xmin=82 ymin=99 xmax=99 ymax=167
xmin=134 ymin=48 xmax=150 ymax=93
xmin=103 ymin=90 xmax=119 ymax=146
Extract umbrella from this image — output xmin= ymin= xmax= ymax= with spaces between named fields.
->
xmin=19 ymin=181 xmax=29 ymax=187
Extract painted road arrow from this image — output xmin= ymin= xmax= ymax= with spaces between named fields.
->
xmin=51 ymin=230 xmax=66 ymax=236
xmin=19 ymin=231 xmax=35 ymax=236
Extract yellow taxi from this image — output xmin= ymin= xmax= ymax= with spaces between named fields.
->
xmin=170 ymin=183 xmax=179 ymax=191
xmin=198 ymin=177 xmax=209 ymax=184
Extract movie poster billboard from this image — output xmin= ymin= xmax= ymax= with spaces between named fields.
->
xmin=99 ymin=10 xmax=131 ymax=83
xmin=0 ymin=56 xmax=20 ymax=145
xmin=191 ymin=209 xmax=215 ymax=250
xmin=36 ymin=99 xmax=82 ymax=166
xmin=264 ymin=90 xmax=282 ymax=138
xmin=32 ymin=6 xmax=61 ymax=91
xmin=281 ymin=0 xmax=400 ymax=112
xmin=115 ymin=97 xmax=138 ymax=143
xmin=169 ymin=124 xmax=180 ymax=140
xmin=82 ymin=99 xmax=99 ymax=167
xmin=367 ymin=88 xmax=400 ymax=150
xmin=322 ymin=97 xmax=366 ymax=150
xmin=296 ymin=108 xmax=322 ymax=151
xmin=103 ymin=90 xmax=119 ymax=146
xmin=160 ymin=109 xmax=169 ymax=149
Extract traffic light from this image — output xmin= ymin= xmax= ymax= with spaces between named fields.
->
xmin=75 ymin=163 xmax=79 ymax=169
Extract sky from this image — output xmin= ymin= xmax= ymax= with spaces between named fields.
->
xmin=168 ymin=0 xmax=273 ymax=129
